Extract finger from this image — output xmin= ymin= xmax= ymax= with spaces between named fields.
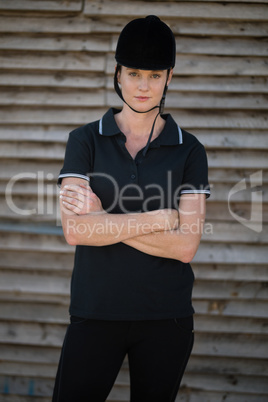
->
xmin=65 ymin=185 xmax=94 ymax=199
xmin=69 ymin=186 xmax=97 ymax=201
xmin=62 ymin=200 xmax=81 ymax=215
xmin=78 ymin=184 xmax=95 ymax=197
xmin=79 ymin=183 xmax=92 ymax=191
xmin=61 ymin=195 xmax=84 ymax=209
xmin=61 ymin=190 xmax=85 ymax=203
xmin=63 ymin=185 xmax=86 ymax=196
xmin=61 ymin=195 xmax=85 ymax=212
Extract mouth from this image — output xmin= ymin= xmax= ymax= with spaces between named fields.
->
xmin=135 ymin=96 xmax=150 ymax=102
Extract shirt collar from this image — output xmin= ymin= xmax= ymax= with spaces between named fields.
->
xmin=152 ymin=113 xmax=183 ymax=146
xmin=99 ymin=108 xmax=183 ymax=146
xmin=99 ymin=108 xmax=121 ymax=136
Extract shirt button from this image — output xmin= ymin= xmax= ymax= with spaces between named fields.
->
xmin=130 ymin=174 xmax=136 ymax=180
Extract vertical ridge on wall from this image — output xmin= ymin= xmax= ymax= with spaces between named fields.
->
xmin=0 ymin=1 xmax=267 ymax=400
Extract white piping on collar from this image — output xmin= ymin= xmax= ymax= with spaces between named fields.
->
xmin=178 ymin=125 xmax=183 ymax=144
xmin=99 ymin=118 xmax=103 ymax=135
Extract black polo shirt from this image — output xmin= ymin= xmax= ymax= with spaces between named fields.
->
xmin=58 ymin=108 xmax=210 ymax=320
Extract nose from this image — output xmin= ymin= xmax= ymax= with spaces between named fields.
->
xmin=138 ymin=77 xmax=149 ymax=91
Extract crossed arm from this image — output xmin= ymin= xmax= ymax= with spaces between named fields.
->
xmin=59 ymin=177 xmax=206 ymax=263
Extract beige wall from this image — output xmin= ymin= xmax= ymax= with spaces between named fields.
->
xmin=0 ymin=1 xmax=267 ymax=400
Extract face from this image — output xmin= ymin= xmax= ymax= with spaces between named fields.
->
xmin=117 ymin=66 xmax=173 ymax=112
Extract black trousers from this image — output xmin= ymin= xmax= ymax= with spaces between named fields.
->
xmin=52 ymin=315 xmax=194 ymax=402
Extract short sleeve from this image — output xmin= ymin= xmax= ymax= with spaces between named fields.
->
xmin=57 ymin=129 xmax=91 ymax=187
xmin=180 ymin=141 xmax=210 ymax=198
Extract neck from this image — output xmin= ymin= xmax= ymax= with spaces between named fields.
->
xmin=115 ymin=106 xmax=164 ymax=139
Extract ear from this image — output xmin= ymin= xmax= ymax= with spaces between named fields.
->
xmin=167 ymin=69 xmax=173 ymax=86
xmin=115 ymin=65 xmax=121 ymax=83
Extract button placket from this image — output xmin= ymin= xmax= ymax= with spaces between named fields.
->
xmin=130 ymin=160 xmax=138 ymax=182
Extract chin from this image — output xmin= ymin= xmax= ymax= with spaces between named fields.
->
xmin=131 ymin=101 xmax=156 ymax=113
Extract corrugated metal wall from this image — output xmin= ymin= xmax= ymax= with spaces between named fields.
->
xmin=0 ymin=1 xmax=267 ymax=401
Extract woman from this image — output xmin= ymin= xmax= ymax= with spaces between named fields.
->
xmin=53 ymin=15 xmax=210 ymax=401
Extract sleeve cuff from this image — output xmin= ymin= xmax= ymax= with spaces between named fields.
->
xmin=180 ymin=189 xmax=210 ymax=199
xmin=57 ymin=173 xmax=90 ymax=187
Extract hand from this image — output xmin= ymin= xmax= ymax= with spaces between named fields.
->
xmin=60 ymin=184 xmax=103 ymax=215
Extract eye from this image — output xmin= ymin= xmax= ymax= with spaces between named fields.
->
xmin=129 ymin=72 xmax=138 ymax=77
xmin=151 ymin=74 xmax=161 ymax=79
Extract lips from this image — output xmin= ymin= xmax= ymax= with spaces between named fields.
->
xmin=135 ymin=96 xmax=150 ymax=101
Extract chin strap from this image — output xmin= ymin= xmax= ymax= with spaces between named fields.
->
xmin=142 ymin=110 xmax=160 ymax=156
xmin=114 ymin=64 xmax=169 ymax=155
xmin=159 ymin=84 xmax=168 ymax=115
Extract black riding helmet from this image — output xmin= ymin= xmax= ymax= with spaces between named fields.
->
xmin=114 ymin=15 xmax=176 ymax=114
xmin=115 ymin=15 xmax=176 ymax=70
